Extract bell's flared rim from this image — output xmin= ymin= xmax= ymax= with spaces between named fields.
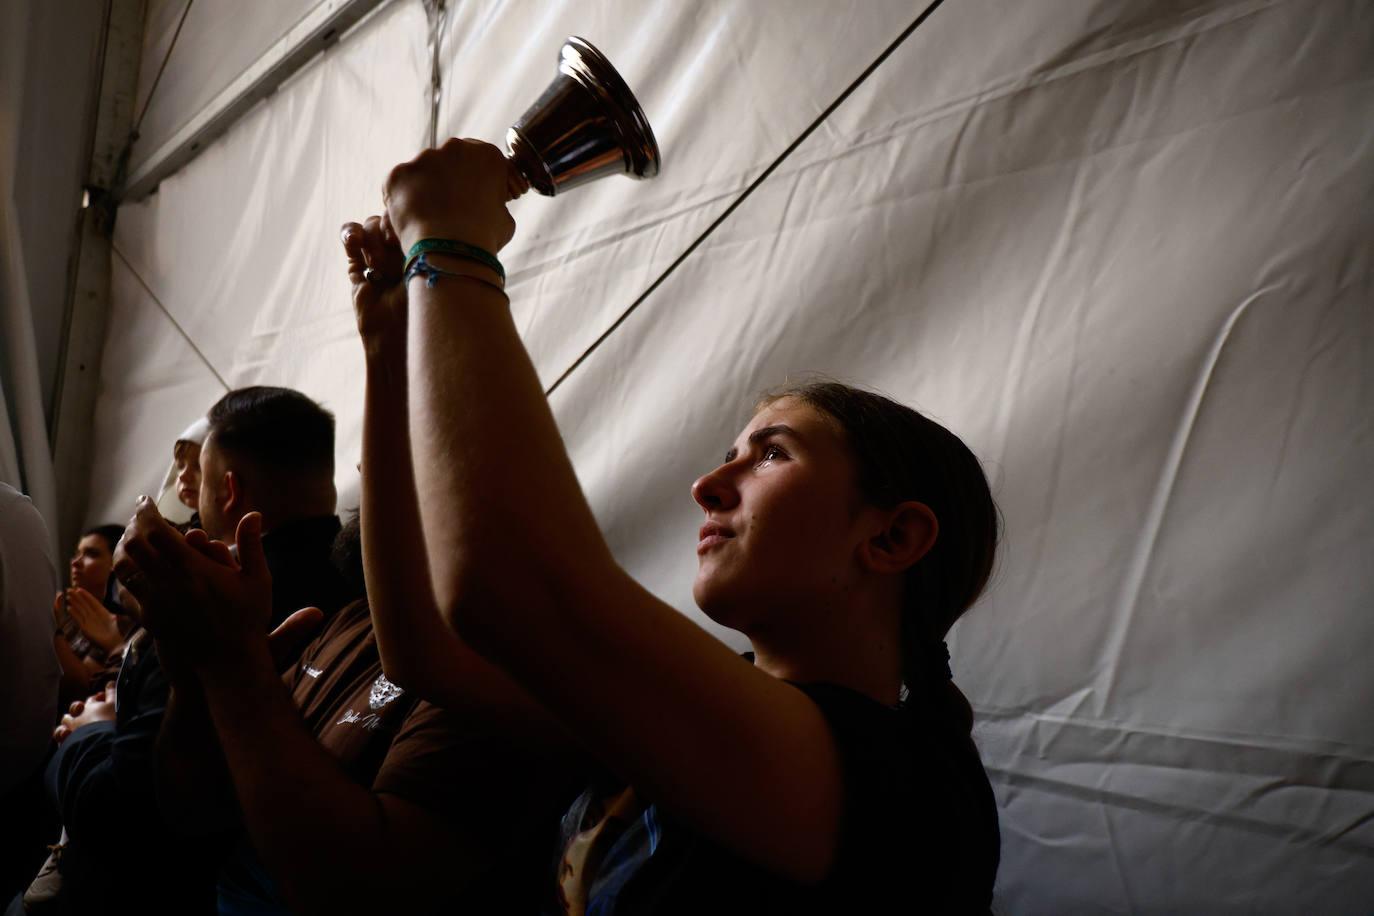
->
xmin=559 ymin=36 xmax=660 ymax=180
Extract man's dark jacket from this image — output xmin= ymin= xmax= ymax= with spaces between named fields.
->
xmin=45 ymin=515 xmax=356 ymax=915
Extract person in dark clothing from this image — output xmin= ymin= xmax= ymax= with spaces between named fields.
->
xmin=43 ymin=387 xmax=353 ymax=915
xmin=53 ymin=524 xmax=133 ymax=706
xmin=339 ymin=140 xmax=1002 ymax=912
xmin=116 ymin=393 xmax=581 ymax=913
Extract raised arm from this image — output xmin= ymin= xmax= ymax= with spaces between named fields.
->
xmin=152 ymin=601 xmax=337 ymax=834
xmin=151 ymin=660 xmax=239 ymax=833
xmin=117 ymin=505 xmax=487 ymax=915
xmin=386 ymin=139 xmax=845 ymax=881
xmin=52 ymin=627 xmax=103 ymax=699
xmin=341 ymin=216 xmax=570 ymax=746
xmin=53 ymin=593 xmax=107 ymax=702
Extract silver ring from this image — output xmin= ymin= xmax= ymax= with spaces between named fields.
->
xmin=363 ymin=267 xmax=381 ymax=284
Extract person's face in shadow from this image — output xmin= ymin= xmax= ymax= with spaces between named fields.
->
xmin=175 ymin=440 xmax=202 ymax=510
xmin=690 ymin=396 xmax=872 ymax=635
xmin=70 ymin=533 xmax=114 ymax=593
xmin=198 ymin=432 xmax=240 ymax=542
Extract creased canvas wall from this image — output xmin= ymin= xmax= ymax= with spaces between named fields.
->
xmin=97 ymin=0 xmax=1374 ymax=910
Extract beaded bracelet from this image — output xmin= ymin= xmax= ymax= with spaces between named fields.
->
xmin=404 ymin=251 xmax=507 ymax=295
xmin=403 ymin=238 xmax=505 ymax=283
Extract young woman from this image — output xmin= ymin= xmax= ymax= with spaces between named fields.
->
xmin=54 ymin=525 xmax=132 ymax=703
xmin=345 ymin=138 xmax=1001 ymax=912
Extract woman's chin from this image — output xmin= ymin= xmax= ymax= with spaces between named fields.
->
xmin=693 ymin=584 xmax=749 ymax=632
xmin=691 ymin=576 xmax=720 ymax=615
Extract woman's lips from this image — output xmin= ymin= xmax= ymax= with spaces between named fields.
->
xmin=697 ymin=522 xmax=733 ymax=554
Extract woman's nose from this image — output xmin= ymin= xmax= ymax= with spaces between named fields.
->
xmin=691 ymin=465 xmax=738 ymax=511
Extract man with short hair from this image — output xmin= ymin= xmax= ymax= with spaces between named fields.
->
xmin=45 ymin=386 xmax=355 ymax=914
xmin=192 ymin=386 xmax=353 ymax=629
xmin=115 ymin=376 xmax=580 ymax=914
xmin=197 ymin=387 xmax=337 ymax=540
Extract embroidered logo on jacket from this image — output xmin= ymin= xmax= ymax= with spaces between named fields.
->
xmin=368 ymin=674 xmax=404 ymax=710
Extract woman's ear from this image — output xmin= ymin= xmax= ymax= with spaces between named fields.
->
xmin=859 ymin=501 xmax=938 ymax=574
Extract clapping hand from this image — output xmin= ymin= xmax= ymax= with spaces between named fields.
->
xmin=114 ymin=499 xmax=275 ymax=670
xmin=53 ymin=681 xmax=117 ymax=745
xmin=65 ymin=587 xmax=123 ymax=653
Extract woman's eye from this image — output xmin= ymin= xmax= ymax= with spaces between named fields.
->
xmin=757 ymin=445 xmax=785 ymax=465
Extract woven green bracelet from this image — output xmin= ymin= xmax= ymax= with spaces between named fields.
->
xmin=403 ymin=238 xmax=505 ymax=283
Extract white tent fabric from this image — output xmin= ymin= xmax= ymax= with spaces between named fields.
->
xmin=0 ymin=0 xmax=101 ymax=539
xmin=129 ymin=0 xmax=323 ymax=170
xmin=96 ymin=0 xmax=1373 ymax=910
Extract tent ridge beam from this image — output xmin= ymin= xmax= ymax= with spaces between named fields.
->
xmin=119 ymin=0 xmax=386 ymax=202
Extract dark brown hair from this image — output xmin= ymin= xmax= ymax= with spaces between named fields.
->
xmin=206 ymin=386 xmax=335 ymax=480
xmin=82 ymin=524 xmax=126 ymax=556
xmin=760 ymin=380 xmax=998 ymax=688
xmin=80 ymin=525 xmax=127 ymax=605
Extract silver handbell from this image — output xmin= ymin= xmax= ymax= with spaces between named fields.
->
xmin=505 ymin=37 xmax=660 ymax=197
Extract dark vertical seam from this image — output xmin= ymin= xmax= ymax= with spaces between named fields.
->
xmin=543 ymin=0 xmax=950 ymax=396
